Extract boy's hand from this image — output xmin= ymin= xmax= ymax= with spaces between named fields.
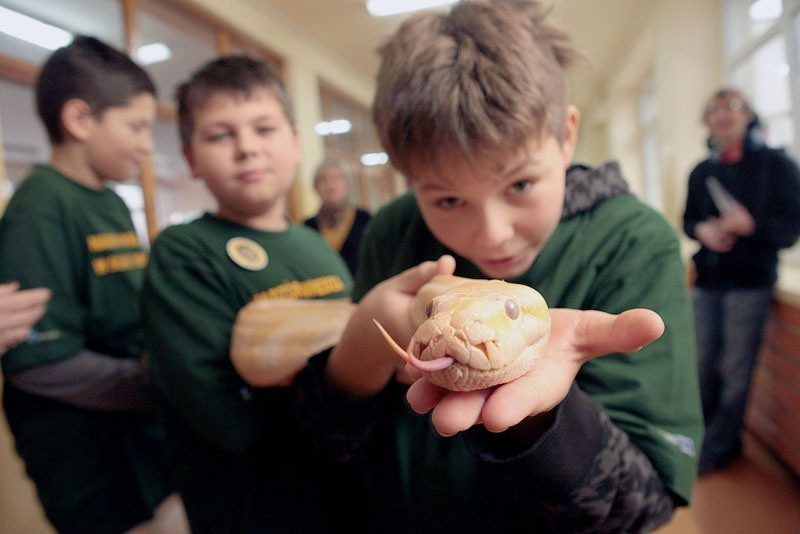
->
xmin=325 ymin=255 xmax=456 ymax=398
xmin=0 ymin=282 xmax=51 ymax=355
xmin=405 ymin=308 xmax=664 ymax=436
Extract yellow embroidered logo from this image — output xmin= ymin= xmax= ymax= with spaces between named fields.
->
xmin=226 ymin=237 xmax=269 ymax=271
xmin=86 ymin=231 xmax=146 ymax=276
xmin=86 ymin=231 xmax=140 ymax=253
xmin=92 ymin=251 xmax=149 ymax=276
xmin=252 ymin=276 xmax=347 ymax=301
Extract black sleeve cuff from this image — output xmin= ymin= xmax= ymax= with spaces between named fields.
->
xmin=465 ymin=383 xmax=608 ymax=497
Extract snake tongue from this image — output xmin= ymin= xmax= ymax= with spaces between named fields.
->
xmin=411 ymin=355 xmax=455 ymax=372
xmin=373 ymin=319 xmax=455 ymax=372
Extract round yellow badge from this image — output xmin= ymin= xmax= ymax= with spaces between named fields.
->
xmin=226 ymin=237 xmax=268 ymax=271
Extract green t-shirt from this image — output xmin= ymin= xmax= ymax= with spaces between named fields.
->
xmin=0 ymin=164 xmax=146 ymax=372
xmin=142 ymin=213 xmax=353 ymax=456
xmin=355 ymin=190 xmax=702 ymax=504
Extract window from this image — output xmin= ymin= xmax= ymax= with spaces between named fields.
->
xmin=731 ymin=34 xmax=795 ymax=152
xmin=0 ymin=77 xmax=48 ymax=188
xmin=725 ymin=0 xmax=784 ymax=58
xmin=0 ymin=0 xmax=124 ymax=66
xmin=638 ymin=78 xmax=664 ymax=211
xmin=318 ymin=80 xmax=404 ymax=211
xmin=136 ymin=0 xmax=218 ymax=110
xmin=724 ymin=0 xmax=800 ymax=265
xmin=0 ymin=0 xmax=285 ymax=242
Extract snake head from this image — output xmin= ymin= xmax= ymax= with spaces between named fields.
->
xmin=405 ymin=277 xmax=551 ymax=391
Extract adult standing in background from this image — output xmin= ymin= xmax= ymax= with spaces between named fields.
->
xmin=304 ymin=160 xmax=371 ymax=276
xmin=683 ymin=88 xmax=800 ymax=475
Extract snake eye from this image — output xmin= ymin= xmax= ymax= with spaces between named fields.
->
xmin=504 ymin=298 xmax=520 ymax=320
xmin=425 ymin=301 xmax=433 ymax=318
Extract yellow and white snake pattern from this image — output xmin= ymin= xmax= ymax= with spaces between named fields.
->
xmin=231 ymin=275 xmax=550 ymax=391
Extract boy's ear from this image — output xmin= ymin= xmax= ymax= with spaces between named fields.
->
xmin=561 ymin=105 xmax=581 ymax=165
xmin=60 ymin=98 xmax=95 ymax=142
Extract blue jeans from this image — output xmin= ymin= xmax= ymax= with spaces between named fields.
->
xmin=692 ymin=286 xmax=773 ymax=474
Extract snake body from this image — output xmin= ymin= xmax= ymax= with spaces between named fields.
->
xmin=377 ymin=275 xmax=551 ymax=391
xmin=231 ymin=275 xmax=550 ymax=391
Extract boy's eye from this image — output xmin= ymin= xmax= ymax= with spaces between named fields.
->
xmin=508 ymin=180 xmax=534 ymax=195
xmin=435 ymin=197 xmax=464 ymax=209
xmin=206 ymin=132 xmax=231 ymax=142
xmin=130 ymin=122 xmax=151 ymax=134
xmin=256 ymin=126 xmax=275 ymax=135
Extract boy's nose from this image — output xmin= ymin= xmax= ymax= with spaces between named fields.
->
xmin=474 ymin=205 xmax=514 ymax=247
xmin=139 ymin=133 xmax=155 ymax=155
xmin=236 ymin=131 xmax=259 ymax=157
xmin=145 ymin=135 xmax=155 ymax=154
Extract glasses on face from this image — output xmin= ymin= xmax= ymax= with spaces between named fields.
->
xmin=705 ymin=98 xmax=745 ymax=118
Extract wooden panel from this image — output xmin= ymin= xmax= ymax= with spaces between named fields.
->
xmin=772 ymin=298 xmax=800 ymax=328
xmin=0 ymin=54 xmax=38 ymax=85
xmin=745 ymin=295 xmax=800 ymax=478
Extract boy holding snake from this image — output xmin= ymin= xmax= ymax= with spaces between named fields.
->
xmin=141 ymin=56 xmax=364 ymax=532
xmin=293 ymin=0 xmax=703 ymax=531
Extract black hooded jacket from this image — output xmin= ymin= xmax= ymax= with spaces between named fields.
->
xmin=683 ymin=122 xmax=800 ymax=289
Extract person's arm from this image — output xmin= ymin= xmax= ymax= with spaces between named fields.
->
xmin=682 ymin=166 xmax=708 ymax=241
xmin=292 ymin=255 xmax=457 ymax=462
xmin=323 ymin=255 xmax=456 ymax=399
xmin=464 ymin=384 xmax=677 ymax=533
xmin=407 ymin=207 xmax=701 ymax=531
xmin=0 ymin=282 xmax=51 ymax=355
xmin=682 ymin=164 xmax=739 ymax=251
xmin=404 ymin=307 xmax=664 ymax=434
xmin=6 ymin=349 xmax=156 ymax=411
xmin=749 ymin=151 xmax=800 ymax=248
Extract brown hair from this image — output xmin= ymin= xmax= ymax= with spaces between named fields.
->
xmin=175 ymin=55 xmax=294 ymax=146
xmin=372 ymin=0 xmax=580 ymax=177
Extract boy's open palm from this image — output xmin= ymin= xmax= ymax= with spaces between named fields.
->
xmin=405 ymin=307 xmax=665 ymax=436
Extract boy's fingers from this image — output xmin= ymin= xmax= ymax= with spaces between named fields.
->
xmin=0 ymin=281 xmax=21 ymax=294
xmin=571 ymin=308 xmax=664 ymax=358
xmin=406 ymin=378 xmax=447 ymax=414
xmin=20 ymin=288 xmax=52 ymax=307
xmin=429 ymin=389 xmax=487 ymax=436
xmin=2 ymin=288 xmax=51 ymax=318
xmin=395 ymin=255 xmax=456 ymax=293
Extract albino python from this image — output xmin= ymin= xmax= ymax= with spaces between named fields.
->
xmin=375 ymin=275 xmax=550 ymax=391
xmin=230 ymin=275 xmax=550 ymax=391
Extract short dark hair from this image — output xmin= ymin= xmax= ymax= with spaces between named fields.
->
xmin=373 ymin=0 xmax=580 ymax=177
xmin=175 ymin=55 xmax=295 ymax=146
xmin=36 ymin=35 xmax=157 ymax=143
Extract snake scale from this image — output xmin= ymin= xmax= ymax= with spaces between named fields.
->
xmin=231 ymin=274 xmax=550 ymax=391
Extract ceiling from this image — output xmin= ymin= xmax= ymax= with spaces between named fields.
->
xmin=257 ymin=0 xmax=643 ymax=111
